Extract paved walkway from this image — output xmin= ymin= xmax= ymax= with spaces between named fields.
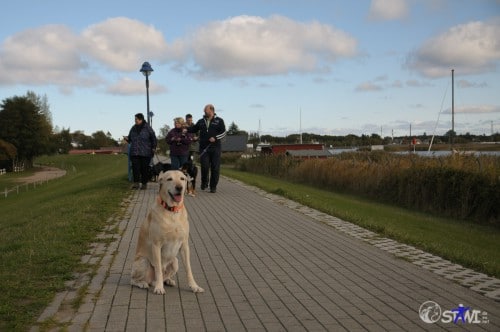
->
xmin=34 ymin=176 xmax=500 ymax=331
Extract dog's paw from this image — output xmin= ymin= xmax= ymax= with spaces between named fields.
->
xmin=190 ymin=285 xmax=205 ymax=293
xmin=164 ymin=278 xmax=176 ymax=287
xmin=153 ymin=286 xmax=166 ymax=295
xmin=131 ymin=280 xmax=149 ymax=289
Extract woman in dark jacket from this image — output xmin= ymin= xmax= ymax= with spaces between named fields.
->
xmin=125 ymin=113 xmax=157 ymax=189
xmin=166 ymin=117 xmax=192 ymax=170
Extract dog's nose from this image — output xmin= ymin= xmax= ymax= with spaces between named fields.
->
xmin=175 ymin=184 xmax=183 ymax=192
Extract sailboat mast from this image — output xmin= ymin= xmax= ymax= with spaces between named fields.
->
xmin=451 ymin=69 xmax=455 ymax=149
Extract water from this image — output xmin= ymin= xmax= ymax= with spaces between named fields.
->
xmin=396 ymin=150 xmax=500 ymax=157
xmin=327 ymin=149 xmax=500 ymax=157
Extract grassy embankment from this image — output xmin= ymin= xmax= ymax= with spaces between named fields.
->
xmin=0 ymin=154 xmax=130 ymax=331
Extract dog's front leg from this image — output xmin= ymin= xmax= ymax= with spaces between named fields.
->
xmin=151 ymin=244 xmax=165 ymax=295
xmin=180 ymin=238 xmax=204 ymax=293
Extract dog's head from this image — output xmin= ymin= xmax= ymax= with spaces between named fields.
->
xmin=158 ymin=170 xmax=186 ymax=206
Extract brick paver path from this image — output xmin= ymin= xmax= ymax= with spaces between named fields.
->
xmin=35 ymin=177 xmax=500 ymax=331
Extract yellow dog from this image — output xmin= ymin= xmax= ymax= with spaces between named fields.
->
xmin=130 ymin=170 xmax=204 ymax=295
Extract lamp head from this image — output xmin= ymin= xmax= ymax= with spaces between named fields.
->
xmin=140 ymin=61 xmax=153 ymax=77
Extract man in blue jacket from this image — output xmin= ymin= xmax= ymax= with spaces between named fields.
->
xmin=125 ymin=113 xmax=157 ymax=190
xmin=186 ymin=104 xmax=226 ymax=193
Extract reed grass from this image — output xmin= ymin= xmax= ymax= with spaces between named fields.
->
xmin=235 ymin=152 xmax=500 ymax=225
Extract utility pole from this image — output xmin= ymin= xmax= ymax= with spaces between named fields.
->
xmin=299 ymin=107 xmax=303 ymax=144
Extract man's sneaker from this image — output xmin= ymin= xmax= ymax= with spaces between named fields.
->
xmin=210 ymin=188 xmax=216 ymax=193
xmin=201 ymin=184 xmax=208 ymax=190
xmin=131 ymin=182 xmax=140 ymax=189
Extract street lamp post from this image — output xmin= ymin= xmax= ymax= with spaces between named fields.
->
xmin=139 ymin=62 xmax=154 ymax=124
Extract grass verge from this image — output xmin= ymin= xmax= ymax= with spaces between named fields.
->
xmin=222 ymin=167 xmax=500 ymax=279
xmin=0 ymin=154 xmax=130 ymax=331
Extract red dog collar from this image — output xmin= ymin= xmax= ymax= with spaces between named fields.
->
xmin=157 ymin=197 xmax=184 ymax=213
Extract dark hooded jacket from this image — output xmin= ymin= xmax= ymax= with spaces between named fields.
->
xmin=127 ymin=122 xmax=157 ymax=157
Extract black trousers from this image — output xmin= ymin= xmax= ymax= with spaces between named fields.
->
xmin=130 ymin=155 xmax=151 ymax=185
xmin=200 ymin=146 xmax=221 ymax=190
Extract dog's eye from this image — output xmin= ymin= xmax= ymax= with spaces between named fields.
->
xmin=180 ymin=177 xmax=186 ymax=181
xmin=166 ymin=177 xmax=173 ymax=181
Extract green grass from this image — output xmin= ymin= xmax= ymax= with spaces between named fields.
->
xmin=0 ymin=154 xmax=130 ymax=331
xmin=222 ymin=167 xmax=500 ymax=279
xmin=0 ymin=168 xmax=36 ymax=190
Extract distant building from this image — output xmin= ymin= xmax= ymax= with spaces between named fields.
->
xmin=261 ymin=143 xmax=325 ymax=155
xmin=285 ymin=149 xmax=332 ymax=159
xmin=222 ymin=135 xmax=247 ymax=153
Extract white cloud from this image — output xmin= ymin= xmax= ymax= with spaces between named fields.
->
xmin=81 ymin=17 xmax=169 ymax=72
xmin=443 ymin=105 xmax=500 ymax=114
xmin=406 ymin=79 xmax=432 ymax=87
xmin=355 ymin=81 xmax=383 ymax=91
xmin=0 ymin=15 xmax=358 ymax=89
xmin=368 ymin=0 xmax=409 ymax=21
xmin=106 ymin=76 xmax=168 ymax=95
xmin=177 ymin=15 xmax=358 ymax=78
xmin=457 ymin=79 xmax=487 ymax=88
xmin=0 ymin=24 xmax=95 ymax=86
xmin=406 ymin=18 xmax=500 ymax=77
xmin=0 ymin=18 xmax=169 ymax=88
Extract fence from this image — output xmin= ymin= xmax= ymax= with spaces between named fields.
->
xmin=3 ymin=178 xmax=52 ymax=198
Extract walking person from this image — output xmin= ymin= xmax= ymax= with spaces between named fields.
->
xmin=186 ymin=104 xmax=226 ymax=193
xmin=166 ymin=117 xmax=192 ymax=170
xmin=185 ymin=113 xmax=199 ymax=160
xmin=124 ymin=113 xmax=157 ymax=190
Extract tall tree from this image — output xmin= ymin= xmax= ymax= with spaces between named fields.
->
xmin=51 ymin=128 xmax=72 ymax=154
xmin=156 ymin=124 xmax=171 ymax=153
xmin=26 ymin=90 xmax=53 ymax=126
xmin=0 ymin=96 xmax=52 ymax=168
xmin=91 ymin=130 xmax=117 ymax=148
xmin=227 ymin=121 xmax=247 ymax=136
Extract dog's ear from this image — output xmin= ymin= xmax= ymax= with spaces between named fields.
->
xmin=157 ymin=171 xmax=168 ymax=188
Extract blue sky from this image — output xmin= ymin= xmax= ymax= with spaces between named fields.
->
xmin=1 ymin=0 xmax=499 ymax=140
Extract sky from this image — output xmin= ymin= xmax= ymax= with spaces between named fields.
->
xmin=0 ymin=0 xmax=499 ymax=140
